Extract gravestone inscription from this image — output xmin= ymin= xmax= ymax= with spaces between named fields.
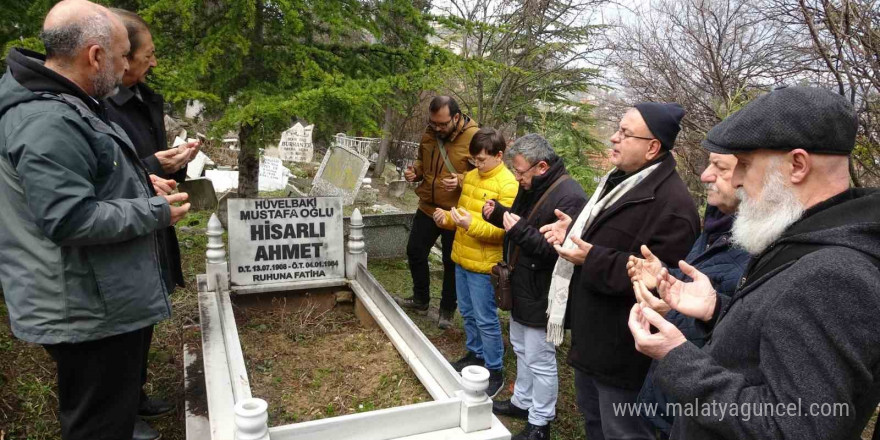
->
xmin=227 ymin=197 xmax=344 ymax=286
xmin=279 ymin=123 xmax=315 ymax=163
xmin=258 ymin=156 xmax=288 ymax=191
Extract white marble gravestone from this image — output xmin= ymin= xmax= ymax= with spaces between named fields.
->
xmin=187 ymin=151 xmax=210 ymax=180
xmin=258 ymin=156 xmax=288 ymax=191
xmin=279 ymin=123 xmax=315 ymax=163
xmin=205 ymin=170 xmax=239 ymax=193
xmin=226 ymin=197 xmax=344 ymax=286
xmin=309 ymin=145 xmax=370 ymax=205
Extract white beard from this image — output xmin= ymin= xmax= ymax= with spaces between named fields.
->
xmin=731 ymin=165 xmax=804 ymax=255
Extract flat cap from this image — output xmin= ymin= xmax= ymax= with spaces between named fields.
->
xmin=702 ymin=86 xmax=856 ymax=155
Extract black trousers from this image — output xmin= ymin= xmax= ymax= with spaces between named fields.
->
xmin=139 ymin=325 xmax=154 ymax=404
xmin=44 ymin=326 xmax=151 ymax=440
xmin=407 ymin=209 xmax=457 ymax=311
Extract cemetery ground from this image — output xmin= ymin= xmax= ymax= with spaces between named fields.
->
xmin=0 ymin=207 xmax=878 ymax=439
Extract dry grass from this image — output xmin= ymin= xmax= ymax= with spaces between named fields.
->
xmin=234 ymin=301 xmax=430 ymax=424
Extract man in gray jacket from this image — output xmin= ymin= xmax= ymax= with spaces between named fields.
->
xmin=0 ymin=1 xmax=189 ymax=439
xmin=628 ymin=86 xmax=880 ymax=439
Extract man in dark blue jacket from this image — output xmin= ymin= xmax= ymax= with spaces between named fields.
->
xmin=482 ymin=134 xmax=587 ymax=440
xmin=626 ymin=152 xmax=749 ymax=438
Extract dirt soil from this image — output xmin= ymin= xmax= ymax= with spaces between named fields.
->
xmin=233 ymin=299 xmax=430 ymax=425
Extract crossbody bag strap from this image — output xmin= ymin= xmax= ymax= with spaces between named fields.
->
xmin=437 ymin=124 xmax=478 ymax=175
xmin=436 ymin=139 xmax=458 ymax=175
xmin=509 ymin=174 xmax=570 ymax=267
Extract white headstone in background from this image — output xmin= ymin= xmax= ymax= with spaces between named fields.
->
xmin=205 ymin=170 xmax=239 ymax=193
xmin=227 ymin=197 xmax=345 ymax=286
xmin=258 ymin=156 xmax=288 ymax=191
xmin=187 ymin=151 xmax=209 ymax=180
xmin=279 ymin=123 xmax=315 ymax=163
xmin=185 ymin=100 xmax=204 ymax=120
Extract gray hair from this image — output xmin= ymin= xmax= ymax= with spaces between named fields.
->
xmin=506 ymin=133 xmax=558 ymax=165
xmin=40 ymin=13 xmax=112 ymax=61
xmin=109 ymin=8 xmax=150 ymax=55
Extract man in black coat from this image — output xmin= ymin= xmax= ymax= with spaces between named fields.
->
xmin=630 ymin=86 xmax=880 ymax=439
xmin=481 ymin=134 xmax=587 ymax=440
xmin=541 ymin=103 xmax=700 ymax=440
xmin=104 ymin=9 xmax=197 ymax=438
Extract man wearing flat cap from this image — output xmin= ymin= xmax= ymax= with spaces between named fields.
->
xmin=540 ymin=103 xmax=700 ymax=439
xmin=629 ymin=86 xmax=880 ymax=439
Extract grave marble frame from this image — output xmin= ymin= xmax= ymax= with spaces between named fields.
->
xmin=191 ymin=197 xmax=510 ymax=440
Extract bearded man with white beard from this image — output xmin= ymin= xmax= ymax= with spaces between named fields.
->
xmin=625 ymin=152 xmax=750 ymax=438
xmin=627 ymin=86 xmax=880 ymax=439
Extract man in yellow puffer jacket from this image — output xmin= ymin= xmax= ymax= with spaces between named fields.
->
xmin=433 ymin=128 xmax=518 ymax=397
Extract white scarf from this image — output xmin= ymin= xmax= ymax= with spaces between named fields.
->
xmin=545 ymin=163 xmax=662 ymax=345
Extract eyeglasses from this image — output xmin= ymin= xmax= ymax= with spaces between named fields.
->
xmin=512 ymin=161 xmax=539 ymax=177
xmin=428 ymin=117 xmax=456 ymax=130
xmin=472 ymin=156 xmax=491 ymax=166
xmin=615 ymin=128 xmax=655 ymax=141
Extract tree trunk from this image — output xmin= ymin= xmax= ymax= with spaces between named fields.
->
xmin=373 ymin=105 xmax=395 ymax=177
xmin=237 ymin=123 xmax=260 ymax=198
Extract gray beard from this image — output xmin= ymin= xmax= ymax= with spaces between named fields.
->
xmin=92 ymin=65 xmax=120 ymax=99
xmin=731 ymin=166 xmax=805 ymax=255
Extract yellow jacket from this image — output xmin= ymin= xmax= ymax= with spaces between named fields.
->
xmin=440 ymin=163 xmax=518 ymax=274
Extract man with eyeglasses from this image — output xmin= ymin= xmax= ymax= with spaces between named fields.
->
xmin=481 ymin=134 xmax=587 ymax=440
xmin=394 ymin=96 xmax=478 ymax=330
xmin=539 ymin=103 xmax=699 ymax=440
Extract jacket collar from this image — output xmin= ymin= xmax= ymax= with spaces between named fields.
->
xmin=109 ymin=82 xmax=161 ymax=107
xmin=606 ymin=152 xmax=678 ymax=205
xmin=478 ymin=161 xmax=507 ymax=178
xmin=526 ymin=156 xmax=567 ymax=195
xmin=7 ymin=48 xmax=104 ymax=116
xmin=110 ymin=83 xmax=136 ymax=106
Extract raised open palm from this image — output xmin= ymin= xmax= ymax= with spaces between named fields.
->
xmin=627 ymin=245 xmax=664 ymax=289
xmin=539 ymin=209 xmax=572 ymax=246
xmin=657 ymin=260 xmax=717 ymax=322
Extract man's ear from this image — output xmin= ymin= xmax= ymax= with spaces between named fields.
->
xmin=87 ymin=45 xmax=102 ymax=69
xmin=646 ymin=139 xmax=663 ymax=161
xmin=789 ymin=149 xmax=811 ymax=184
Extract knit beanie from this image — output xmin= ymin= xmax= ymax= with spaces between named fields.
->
xmin=634 ymin=102 xmax=686 ymax=150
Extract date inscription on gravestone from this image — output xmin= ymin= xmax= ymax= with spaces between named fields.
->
xmin=227 ymin=197 xmax=344 ymax=286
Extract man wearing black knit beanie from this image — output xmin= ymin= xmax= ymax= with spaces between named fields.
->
xmin=539 ymin=103 xmax=699 ymax=440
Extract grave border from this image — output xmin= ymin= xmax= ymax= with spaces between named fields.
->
xmin=193 ymin=208 xmax=510 ymax=440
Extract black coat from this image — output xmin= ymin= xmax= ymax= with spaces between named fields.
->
xmin=105 ymin=83 xmax=184 ymax=290
xmin=106 ymin=83 xmax=185 ymax=182
xmin=569 ymin=153 xmax=700 ymax=390
xmin=484 ymin=158 xmax=588 ymax=327
xmin=657 ymin=189 xmax=880 ymax=439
